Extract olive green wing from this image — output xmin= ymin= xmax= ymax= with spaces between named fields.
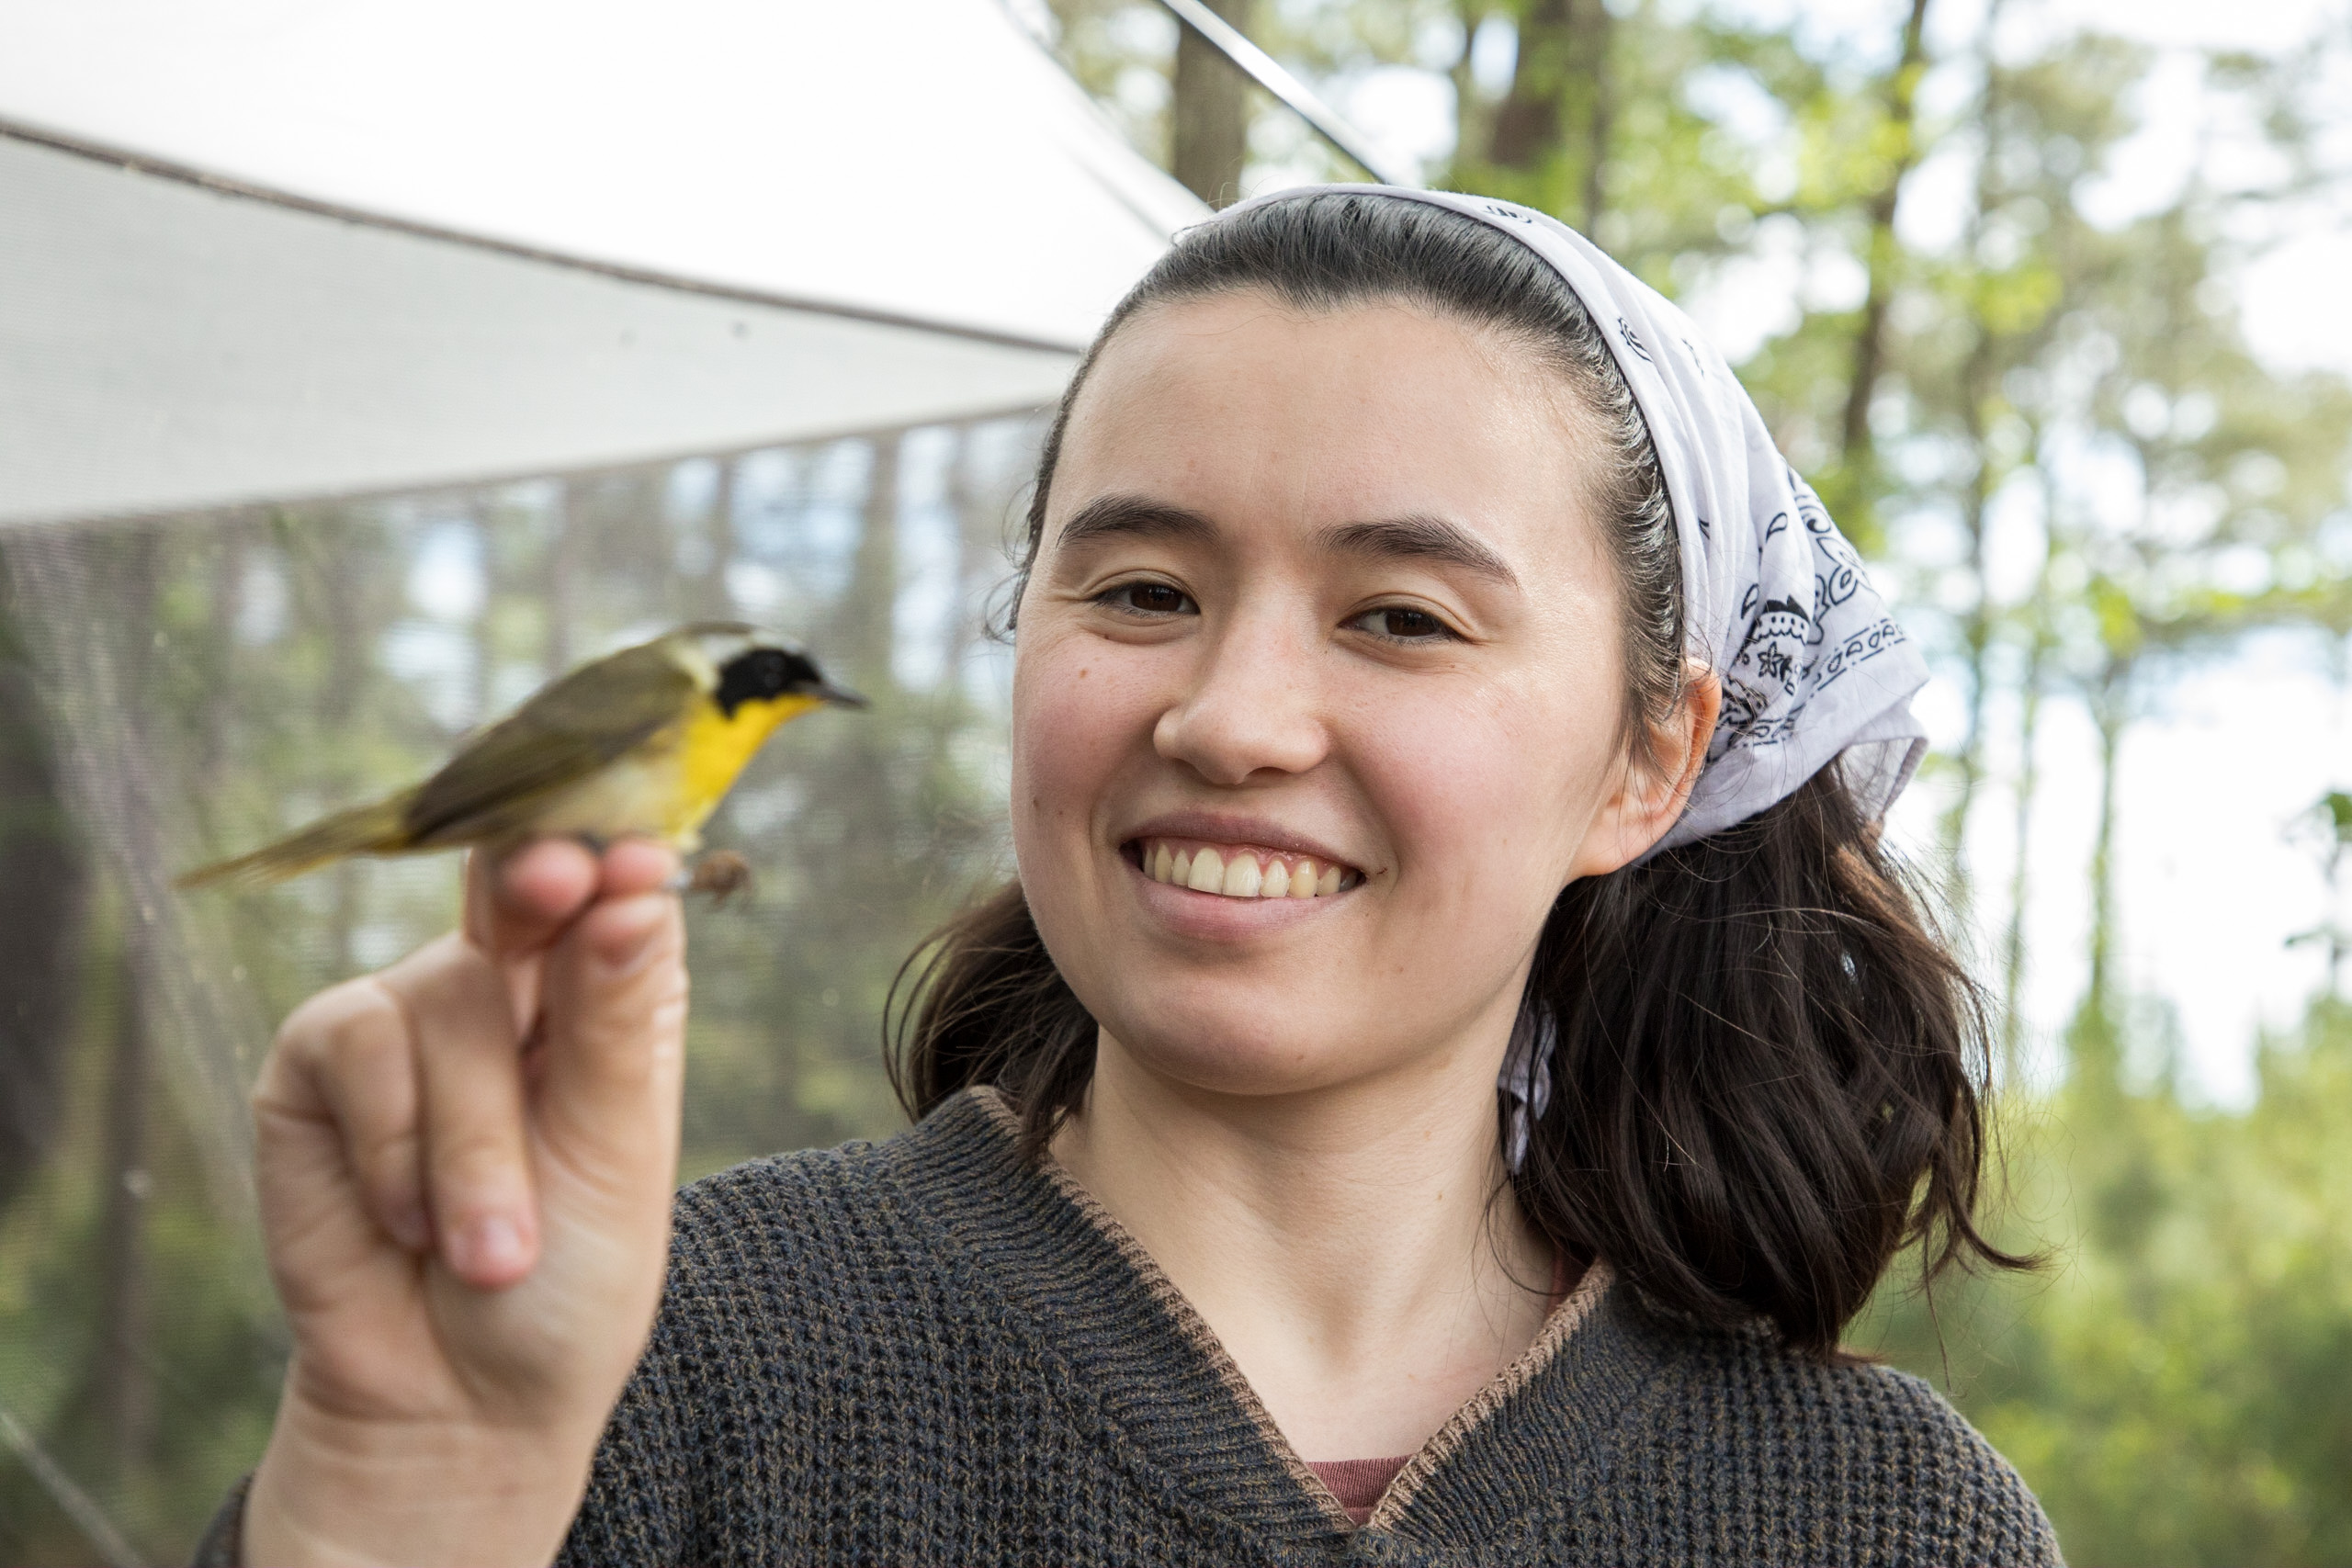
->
xmin=403 ymin=643 xmax=699 ymax=846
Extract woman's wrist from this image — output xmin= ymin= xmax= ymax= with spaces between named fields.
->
xmin=242 ymin=1393 xmax=602 ymax=1568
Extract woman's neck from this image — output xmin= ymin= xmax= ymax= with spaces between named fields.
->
xmin=1049 ymin=1025 xmax=1556 ymax=1463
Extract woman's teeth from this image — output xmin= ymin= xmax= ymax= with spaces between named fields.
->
xmin=1140 ymin=840 xmax=1356 ymax=900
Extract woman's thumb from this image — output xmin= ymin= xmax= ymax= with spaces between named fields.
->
xmin=533 ymin=889 xmax=688 ymax=1194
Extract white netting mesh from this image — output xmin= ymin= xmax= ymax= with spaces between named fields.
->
xmin=0 ymin=415 xmax=1042 ymax=1561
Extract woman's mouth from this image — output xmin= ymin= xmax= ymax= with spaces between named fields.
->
xmin=1125 ymin=838 xmax=1363 ymax=900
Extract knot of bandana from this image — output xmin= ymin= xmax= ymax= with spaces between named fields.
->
xmin=1216 ymin=186 xmax=1931 ymax=1167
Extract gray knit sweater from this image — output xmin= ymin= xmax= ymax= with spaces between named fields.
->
xmin=202 ymin=1088 xmax=2062 ymax=1565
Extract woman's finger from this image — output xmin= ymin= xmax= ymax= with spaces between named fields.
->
xmin=301 ymin=978 xmax=430 ymax=1252
xmin=464 ymin=839 xmax=601 ymax=962
xmin=594 ymin=838 xmax=680 ymax=900
xmin=380 ymin=933 xmax=541 ymax=1290
xmin=534 ymin=886 xmax=688 ymax=1202
xmin=253 ymin=977 xmax=424 ymax=1308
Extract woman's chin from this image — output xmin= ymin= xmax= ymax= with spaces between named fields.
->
xmin=1097 ymin=1013 xmax=1404 ymax=1101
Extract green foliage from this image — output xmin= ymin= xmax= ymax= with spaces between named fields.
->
xmin=1857 ymin=998 xmax=2352 ymax=1566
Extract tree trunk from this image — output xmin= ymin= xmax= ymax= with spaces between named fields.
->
xmin=1939 ymin=304 xmax=2001 ymax=907
xmin=1475 ymin=0 xmax=1611 ymax=229
xmin=62 ymin=528 xmax=164 ymax=1488
xmin=842 ymin=435 xmax=903 ymax=692
xmin=1171 ymin=0 xmax=1256 ymax=207
xmin=89 ymin=940 xmax=154 ymax=1482
xmin=1999 ymin=614 xmax=2049 ymax=1087
xmin=198 ymin=523 xmax=248 ymax=800
xmin=319 ymin=508 xmax=371 ymax=974
xmin=1576 ymin=0 xmax=1610 ymax=228
xmin=1939 ymin=28 xmax=2011 ymax=909
xmin=1448 ymin=1 xmax=1485 ymax=175
xmin=1487 ymin=0 xmax=1566 ymax=174
xmin=0 ymin=528 xmax=259 ymax=1226
xmin=467 ymin=496 xmax=497 ymax=728
xmin=702 ymin=457 xmax=739 ymax=620
xmin=944 ymin=425 xmax=987 ymax=679
xmin=2328 ymin=631 xmax=2352 ymax=999
xmin=545 ymin=481 xmax=579 ymax=679
xmin=0 ymin=565 xmax=87 ymax=1216
xmin=2073 ymin=656 xmax=2130 ymax=1090
xmin=1831 ymin=0 xmax=1934 ymax=542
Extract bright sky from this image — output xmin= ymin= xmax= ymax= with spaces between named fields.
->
xmin=1257 ymin=0 xmax=2352 ymax=1102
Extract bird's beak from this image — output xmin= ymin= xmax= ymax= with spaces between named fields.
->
xmin=808 ymin=681 xmax=869 ymax=709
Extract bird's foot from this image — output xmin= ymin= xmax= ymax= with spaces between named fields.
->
xmin=678 ymin=850 xmax=754 ymax=907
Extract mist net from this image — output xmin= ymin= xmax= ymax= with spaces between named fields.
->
xmin=0 ymin=418 xmax=1041 ymax=1561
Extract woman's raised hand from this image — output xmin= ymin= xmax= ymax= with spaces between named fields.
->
xmin=240 ymin=840 xmax=687 ymax=1568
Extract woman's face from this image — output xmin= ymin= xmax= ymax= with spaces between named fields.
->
xmin=1012 ymin=291 xmax=1690 ymax=1100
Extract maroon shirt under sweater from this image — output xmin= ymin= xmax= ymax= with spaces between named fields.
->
xmin=1305 ymin=1254 xmax=1581 ymax=1525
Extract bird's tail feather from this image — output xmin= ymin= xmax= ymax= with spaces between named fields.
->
xmin=175 ymin=791 xmax=418 ymax=890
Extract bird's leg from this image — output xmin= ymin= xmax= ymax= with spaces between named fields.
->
xmin=679 ymin=849 xmax=754 ymax=907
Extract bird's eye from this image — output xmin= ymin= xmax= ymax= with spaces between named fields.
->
xmin=1099 ymin=581 xmax=1194 ymax=616
xmin=1349 ymin=605 xmax=1456 ymax=642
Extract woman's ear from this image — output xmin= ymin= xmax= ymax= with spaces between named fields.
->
xmin=1569 ymin=661 xmax=1722 ymax=878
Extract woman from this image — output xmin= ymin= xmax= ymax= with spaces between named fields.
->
xmin=207 ymin=188 xmax=2057 ymax=1565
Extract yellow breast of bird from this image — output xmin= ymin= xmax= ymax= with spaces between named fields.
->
xmin=526 ymin=692 xmax=820 ymax=851
xmin=674 ymin=692 xmax=820 ymax=826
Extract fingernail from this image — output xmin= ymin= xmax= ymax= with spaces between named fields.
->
xmin=458 ymin=1214 xmax=526 ymax=1278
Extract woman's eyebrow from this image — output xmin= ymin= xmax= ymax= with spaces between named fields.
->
xmin=1314 ymin=516 xmax=1519 ymax=587
xmin=1053 ymin=494 xmax=1216 ymax=552
xmin=1052 ymin=499 xmax=1516 ymax=588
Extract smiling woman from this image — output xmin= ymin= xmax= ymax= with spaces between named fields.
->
xmin=204 ymin=191 xmax=2057 ymax=1568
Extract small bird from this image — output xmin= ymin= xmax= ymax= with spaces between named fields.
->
xmin=177 ymin=623 xmax=865 ymax=893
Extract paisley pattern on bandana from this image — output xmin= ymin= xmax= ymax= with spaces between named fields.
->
xmin=1717 ymin=471 xmax=1910 ymax=751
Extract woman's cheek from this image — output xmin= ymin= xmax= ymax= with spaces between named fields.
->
xmin=1011 ymin=626 xmax=1159 ymax=866
xmin=1352 ymin=677 xmax=1592 ymax=912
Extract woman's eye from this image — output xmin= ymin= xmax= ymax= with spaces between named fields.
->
xmin=1099 ymin=581 xmax=1194 ymax=616
xmin=1351 ymin=605 xmax=1456 ymax=641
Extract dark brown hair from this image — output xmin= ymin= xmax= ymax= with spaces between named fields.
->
xmin=888 ymin=191 xmax=2025 ymax=1357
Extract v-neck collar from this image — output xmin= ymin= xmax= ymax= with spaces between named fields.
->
xmin=882 ymin=1088 xmax=1656 ymax=1550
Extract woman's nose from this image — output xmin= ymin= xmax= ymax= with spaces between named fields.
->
xmin=1152 ymin=609 xmax=1329 ymax=785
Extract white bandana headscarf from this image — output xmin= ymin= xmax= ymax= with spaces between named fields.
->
xmin=1217 ymin=186 xmax=1931 ymax=1163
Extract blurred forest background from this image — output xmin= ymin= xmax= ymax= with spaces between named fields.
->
xmin=4 ymin=0 xmax=2352 ymax=1562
